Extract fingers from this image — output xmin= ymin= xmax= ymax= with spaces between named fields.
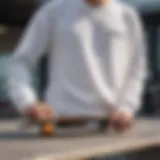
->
xmin=109 ymin=111 xmax=134 ymax=132
xmin=108 ymin=111 xmax=119 ymax=125
xmin=23 ymin=102 xmax=54 ymax=122
xmin=35 ymin=108 xmax=54 ymax=121
xmin=37 ymin=105 xmax=54 ymax=120
xmin=114 ymin=118 xmax=132 ymax=132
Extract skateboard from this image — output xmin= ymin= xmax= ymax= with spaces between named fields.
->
xmin=22 ymin=116 xmax=109 ymax=137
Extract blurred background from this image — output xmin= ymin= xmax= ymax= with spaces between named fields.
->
xmin=0 ymin=0 xmax=159 ymax=118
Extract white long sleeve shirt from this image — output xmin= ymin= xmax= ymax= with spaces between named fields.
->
xmin=8 ymin=0 xmax=147 ymax=118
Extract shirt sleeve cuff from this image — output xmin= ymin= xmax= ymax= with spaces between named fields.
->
xmin=10 ymin=86 xmax=38 ymax=114
xmin=118 ymin=104 xmax=138 ymax=117
xmin=17 ymin=94 xmax=37 ymax=114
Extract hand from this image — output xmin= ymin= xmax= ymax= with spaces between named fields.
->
xmin=23 ymin=102 xmax=54 ymax=122
xmin=108 ymin=110 xmax=134 ymax=132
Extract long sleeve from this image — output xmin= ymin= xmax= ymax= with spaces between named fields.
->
xmin=117 ymin=8 xmax=148 ymax=116
xmin=8 ymin=8 xmax=50 ymax=112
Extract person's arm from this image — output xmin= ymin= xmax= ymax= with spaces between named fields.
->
xmin=117 ymin=8 xmax=148 ymax=116
xmin=8 ymin=7 xmax=50 ymax=113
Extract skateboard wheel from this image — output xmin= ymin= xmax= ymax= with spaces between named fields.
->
xmin=40 ymin=123 xmax=54 ymax=137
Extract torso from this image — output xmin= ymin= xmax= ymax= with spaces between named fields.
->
xmin=45 ymin=0 xmax=133 ymax=117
